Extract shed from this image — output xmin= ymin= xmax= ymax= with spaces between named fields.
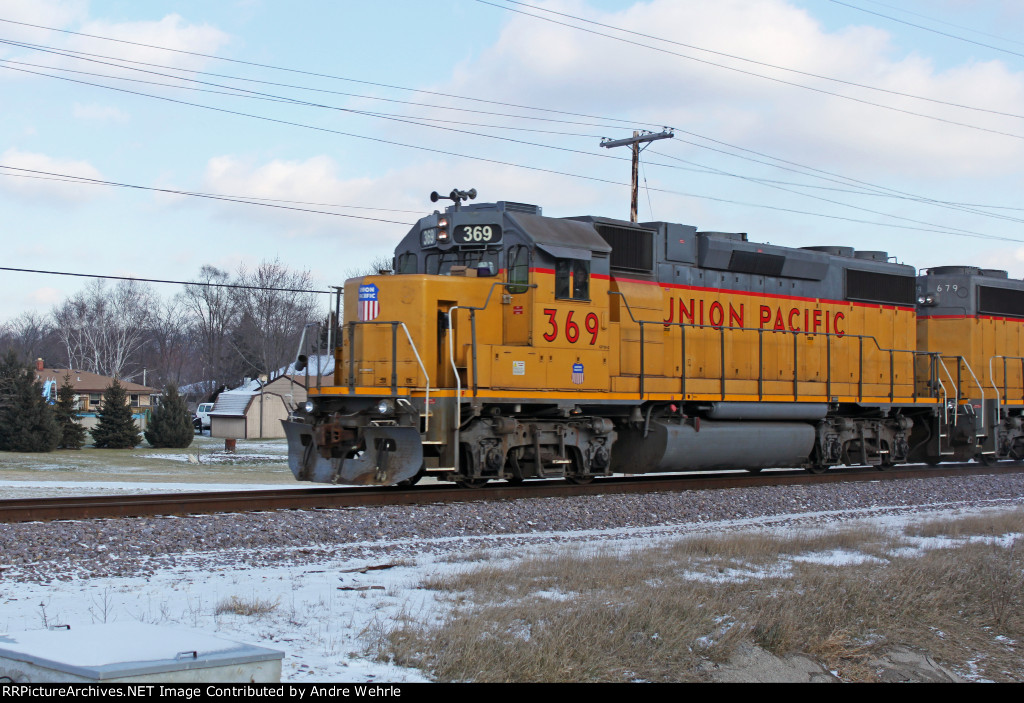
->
xmin=209 ymin=374 xmax=331 ymax=440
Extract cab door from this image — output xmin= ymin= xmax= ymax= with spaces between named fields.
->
xmin=503 ymin=245 xmax=533 ymax=345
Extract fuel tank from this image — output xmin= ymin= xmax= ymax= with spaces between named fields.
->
xmin=611 ymin=419 xmax=816 ymax=473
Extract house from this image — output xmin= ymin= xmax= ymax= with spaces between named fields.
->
xmin=209 ymin=356 xmax=334 ymax=440
xmin=34 ymin=358 xmax=158 ymax=432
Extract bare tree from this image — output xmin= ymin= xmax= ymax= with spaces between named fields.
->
xmin=51 ymin=279 xmax=155 ymax=379
xmin=182 ymin=265 xmax=237 ymax=395
xmin=232 ymin=259 xmax=322 ymax=380
xmin=1 ymin=311 xmax=58 ymax=364
xmin=144 ymin=294 xmax=196 ymax=388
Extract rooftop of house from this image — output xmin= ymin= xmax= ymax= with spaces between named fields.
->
xmin=33 ymin=359 xmax=157 ymax=394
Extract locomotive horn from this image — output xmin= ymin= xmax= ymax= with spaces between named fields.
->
xmin=430 ymin=191 xmax=440 ymax=203
xmin=466 ymin=188 xmax=477 ymax=200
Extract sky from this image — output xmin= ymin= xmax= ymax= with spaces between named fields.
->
xmin=1 ymin=0 xmax=1023 ymax=322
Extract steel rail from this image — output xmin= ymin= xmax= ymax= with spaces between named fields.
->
xmin=1 ymin=463 xmax=1022 ymax=524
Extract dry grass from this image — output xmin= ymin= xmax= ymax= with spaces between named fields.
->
xmin=215 ymin=594 xmax=280 ymax=617
xmin=371 ymin=510 xmax=1024 ymax=682
xmin=906 ymin=510 xmax=1024 ymax=539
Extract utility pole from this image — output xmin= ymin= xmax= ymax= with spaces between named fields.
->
xmin=599 ymin=129 xmax=674 ymax=222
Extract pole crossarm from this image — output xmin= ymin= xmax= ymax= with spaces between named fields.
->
xmin=599 ymin=130 xmax=675 ymax=149
xmin=599 ymin=129 xmax=674 ymax=222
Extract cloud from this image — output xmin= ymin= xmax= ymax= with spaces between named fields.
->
xmin=72 ymin=102 xmax=130 ymax=123
xmin=27 ymin=286 xmax=63 ymax=306
xmin=442 ymin=0 xmax=1024 ymax=180
xmin=0 ymin=147 xmax=104 ymax=203
xmin=0 ymin=0 xmax=88 ymax=43
xmin=70 ymin=14 xmax=231 ymax=72
xmin=182 ymin=152 xmax=612 ymax=284
xmin=0 ymin=7 xmax=231 ymax=80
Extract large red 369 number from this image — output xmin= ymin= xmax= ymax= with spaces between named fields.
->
xmin=542 ymin=309 xmax=599 ymax=345
xmin=565 ymin=311 xmax=579 ymax=343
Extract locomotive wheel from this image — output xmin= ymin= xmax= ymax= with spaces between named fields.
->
xmin=973 ymin=453 xmax=998 ymax=466
xmin=805 ymin=464 xmax=829 ymax=475
xmin=455 ymin=477 xmax=489 ymax=489
xmin=924 ymin=456 xmax=942 ymax=466
xmin=745 ymin=468 xmax=764 ymax=474
xmin=565 ymin=475 xmax=594 ymax=485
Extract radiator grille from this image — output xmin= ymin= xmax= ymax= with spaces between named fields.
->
xmin=845 ymin=269 xmax=915 ymax=306
xmin=596 ymin=225 xmax=653 ymax=272
xmin=729 ymin=250 xmax=785 ymax=276
xmin=978 ymin=285 xmax=1024 ymax=318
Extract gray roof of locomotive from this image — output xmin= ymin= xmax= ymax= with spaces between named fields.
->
xmin=394 ymin=200 xmax=917 ymax=307
xmin=918 ymin=266 xmax=1024 ymax=318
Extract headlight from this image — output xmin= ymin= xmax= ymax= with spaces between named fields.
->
xmin=375 ymin=399 xmax=394 ymax=416
xmin=303 ymin=401 xmax=314 ymax=413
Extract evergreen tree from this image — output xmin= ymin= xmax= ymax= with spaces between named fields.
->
xmin=91 ymin=379 xmax=142 ymax=449
xmin=144 ymin=385 xmax=194 ymax=448
xmin=54 ymin=373 xmax=87 ymax=449
xmin=0 ymin=350 xmax=60 ymax=452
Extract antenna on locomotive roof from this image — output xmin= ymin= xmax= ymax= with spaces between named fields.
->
xmin=600 ymin=129 xmax=674 ymax=223
xmin=430 ymin=188 xmax=477 ymax=211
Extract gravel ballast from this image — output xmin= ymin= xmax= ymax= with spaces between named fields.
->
xmin=3 ymin=473 xmax=1023 ymax=583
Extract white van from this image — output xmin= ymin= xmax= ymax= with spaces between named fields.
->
xmin=193 ymin=403 xmax=214 ymax=432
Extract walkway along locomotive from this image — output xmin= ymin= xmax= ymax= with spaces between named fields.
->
xmin=282 ymin=190 xmax=1024 ymax=486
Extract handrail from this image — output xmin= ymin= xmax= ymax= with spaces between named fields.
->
xmin=933 ymin=367 xmax=950 ymax=456
xmin=341 ymin=319 xmax=431 ymax=430
xmin=944 ymin=355 xmax=984 ymax=428
xmin=935 ymin=356 xmax=958 ymax=432
xmin=989 ymin=354 xmax=1024 ymax=406
xmin=609 ymin=290 xmax=931 ymax=402
xmin=446 ymin=282 xmax=538 ymax=475
xmin=988 ymin=354 xmax=1024 ymax=436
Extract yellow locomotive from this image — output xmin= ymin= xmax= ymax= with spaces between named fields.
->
xmin=282 ymin=190 xmax=1017 ymax=486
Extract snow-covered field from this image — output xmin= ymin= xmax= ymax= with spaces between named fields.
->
xmin=2 ymin=465 xmax=1023 ymax=682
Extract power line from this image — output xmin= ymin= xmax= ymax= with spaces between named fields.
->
xmin=0 ymin=44 xmax=611 ymax=139
xmin=5 ymin=57 xmax=1017 ymax=239
xmin=486 ymin=0 xmax=1024 ymax=121
xmin=646 ymin=146 xmax=1024 ymax=235
xmin=0 ymin=165 xmax=416 ymax=225
xmin=475 ymin=0 xmax=1024 ymax=141
xmin=1 ymin=22 xmax=1019 ymax=242
xmin=0 ymin=170 xmax=423 ymax=214
xmin=4 ymin=23 xmax=1021 ymax=217
xmin=656 ymin=131 xmax=1024 ymax=223
xmin=0 ymin=266 xmax=334 ymax=295
xmin=854 ymin=0 xmax=1024 ymax=48
xmin=827 ymin=0 xmax=1024 ymax=60
xmin=0 ymin=17 xmax=658 ymax=130
xmin=4 ymin=158 xmax=1020 ymax=245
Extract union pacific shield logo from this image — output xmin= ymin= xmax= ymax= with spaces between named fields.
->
xmin=358 ymin=284 xmax=379 ymax=321
xmin=572 ymin=363 xmax=584 ymax=385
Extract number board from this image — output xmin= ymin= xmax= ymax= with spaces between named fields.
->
xmin=453 ymin=223 xmax=502 ymax=245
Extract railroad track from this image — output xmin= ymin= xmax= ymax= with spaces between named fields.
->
xmin=1 ymin=463 xmax=1022 ymax=524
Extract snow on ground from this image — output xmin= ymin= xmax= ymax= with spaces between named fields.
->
xmin=1 ymin=485 xmax=1019 ymax=682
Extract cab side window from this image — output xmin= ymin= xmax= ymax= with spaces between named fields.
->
xmin=507 ymin=245 xmax=530 ymax=294
xmin=396 ymin=252 xmax=417 ymax=274
xmin=555 ymin=258 xmax=589 ymax=301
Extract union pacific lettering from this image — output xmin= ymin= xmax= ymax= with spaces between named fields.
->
xmin=663 ymin=296 xmax=845 ymax=336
